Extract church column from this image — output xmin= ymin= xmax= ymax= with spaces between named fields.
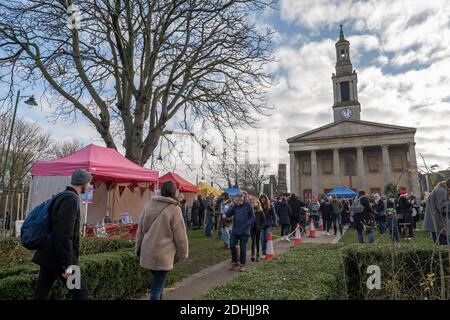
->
xmin=311 ymin=150 xmax=318 ymax=198
xmin=289 ymin=151 xmax=299 ymax=195
xmin=357 ymin=146 xmax=366 ymax=191
xmin=408 ymin=143 xmax=420 ymax=196
xmin=381 ymin=145 xmax=390 ymax=188
xmin=333 ymin=148 xmax=341 ymax=186
xmin=289 ymin=151 xmax=295 ymax=194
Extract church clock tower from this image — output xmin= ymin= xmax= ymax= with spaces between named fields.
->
xmin=332 ymin=25 xmax=361 ymax=121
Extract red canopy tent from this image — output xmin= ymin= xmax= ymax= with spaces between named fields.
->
xmin=28 ymin=144 xmax=158 ymax=226
xmin=32 ymin=144 xmax=158 ymax=183
xmin=158 ymin=172 xmax=198 ymax=193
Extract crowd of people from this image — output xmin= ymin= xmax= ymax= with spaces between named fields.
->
xmin=27 ymin=167 xmax=449 ymax=300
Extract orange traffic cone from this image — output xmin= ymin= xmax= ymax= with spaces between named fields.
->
xmin=264 ymin=232 xmax=275 ymax=260
xmin=308 ymin=221 xmax=317 ymax=238
xmin=294 ymin=224 xmax=302 ymax=245
xmin=319 ymin=216 xmax=324 ymax=231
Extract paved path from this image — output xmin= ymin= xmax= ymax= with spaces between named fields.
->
xmin=140 ymin=228 xmax=345 ymax=300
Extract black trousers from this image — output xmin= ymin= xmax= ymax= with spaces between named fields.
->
xmin=281 ymin=224 xmax=290 ymax=237
xmin=35 ymin=266 xmax=89 ymax=300
xmin=251 ymin=230 xmax=262 ymax=257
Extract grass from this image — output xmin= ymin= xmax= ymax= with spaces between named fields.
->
xmin=339 ymin=221 xmax=431 ymax=246
xmin=167 ymin=228 xmax=231 ymax=285
xmin=199 ymin=244 xmax=347 ymax=300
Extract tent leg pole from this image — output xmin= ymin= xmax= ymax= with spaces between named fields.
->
xmin=83 ymin=203 xmax=88 ymax=236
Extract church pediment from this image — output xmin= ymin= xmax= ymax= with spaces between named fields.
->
xmin=287 ymin=120 xmax=416 ymax=143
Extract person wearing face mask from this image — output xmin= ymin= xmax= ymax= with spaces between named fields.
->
xmin=32 ymin=169 xmax=92 ymax=300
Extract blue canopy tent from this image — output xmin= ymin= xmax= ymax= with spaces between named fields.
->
xmin=224 ymin=187 xmax=241 ymax=198
xmin=326 ymin=187 xmax=357 ymax=199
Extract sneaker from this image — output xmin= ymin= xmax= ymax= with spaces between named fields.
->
xmin=239 ymin=265 xmax=246 ymax=272
xmin=251 ymin=256 xmax=255 ymax=262
xmin=256 ymin=256 xmax=260 ymax=262
xmin=228 ymin=263 xmax=239 ymax=271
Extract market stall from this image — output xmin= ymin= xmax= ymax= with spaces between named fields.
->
xmin=27 ymin=144 xmax=159 ymax=236
xmin=326 ymin=187 xmax=357 ymax=199
xmin=158 ymin=172 xmax=198 ymax=207
xmin=197 ymin=181 xmax=223 ymax=197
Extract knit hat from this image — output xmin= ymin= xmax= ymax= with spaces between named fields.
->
xmin=71 ymin=169 xmax=92 ymax=186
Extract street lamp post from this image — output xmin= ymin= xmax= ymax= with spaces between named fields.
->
xmin=1 ymin=90 xmax=37 ymax=231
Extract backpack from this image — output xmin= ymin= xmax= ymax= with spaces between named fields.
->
xmin=351 ymin=197 xmax=364 ymax=214
xmin=21 ymin=191 xmax=75 ymax=250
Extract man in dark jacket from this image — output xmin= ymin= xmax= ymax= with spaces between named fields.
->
xmin=32 ymin=169 xmax=92 ymax=300
xmin=197 ymin=195 xmax=205 ymax=227
xmin=225 ymin=192 xmax=255 ymax=272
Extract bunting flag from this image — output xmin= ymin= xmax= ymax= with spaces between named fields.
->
xmin=119 ymin=186 xmax=126 ymax=197
xmin=105 ymin=181 xmax=112 ymax=191
xmin=111 ymin=183 xmax=117 ymax=191
xmin=148 ymin=182 xmax=155 ymax=192
xmin=139 ymin=187 xmax=147 ymax=198
xmin=128 ymin=182 xmax=138 ymax=193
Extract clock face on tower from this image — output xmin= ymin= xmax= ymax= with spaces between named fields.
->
xmin=341 ymin=108 xmax=353 ymax=119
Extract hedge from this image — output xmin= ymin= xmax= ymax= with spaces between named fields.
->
xmin=342 ymin=244 xmax=450 ymax=300
xmin=0 ymin=249 xmax=151 ymax=300
xmin=0 ymin=237 xmax=136 ymax=269
xmin=199 ymin=244 xmax=347 ymax=300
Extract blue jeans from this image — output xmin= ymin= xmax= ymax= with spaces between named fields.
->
xmin=261 ymin=226 xmax=272 ymax=255
xmin=230 ymin=233 xmax=249 ymax=266
xmin=221 ymin=227 xmax=231 ymax=246
xmin=431 ymin=232 xmax=450 ymax=245
xmin=205 ymin=215 xmax=214 ymax=237
xmin=150 ymin=270 xmax=169 ymax=300
xmin=357 ymin=229 xmax=374 ymax=244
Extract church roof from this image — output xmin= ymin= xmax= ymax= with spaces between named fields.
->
xmin=287 ymin=119 xmax=416 ymax=143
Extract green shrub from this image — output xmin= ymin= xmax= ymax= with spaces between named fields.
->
xmin=200 ymin=244 xmax=347 ymax=300
xmin=0 ymin=237 xmax=135 ymax=269
xmin=342 ymin=244 xmax=450 ymax=300
xmin=0 ymin=249 xmax=151 ymax=300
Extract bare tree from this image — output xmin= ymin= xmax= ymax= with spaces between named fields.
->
xmin=0 ymin=114 xmax=53 ymax=189
xmin=52 ymin=138 xmax=84 ymax=159
xmin=0 ymin=0 xmax=274 ymax=166
xmin=239 ymin=159 xmax=269 ymax=195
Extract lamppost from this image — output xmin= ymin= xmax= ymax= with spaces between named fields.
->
xmin=0 ymin=90 xmax=38 ymax=193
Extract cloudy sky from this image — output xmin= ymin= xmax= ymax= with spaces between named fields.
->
xmin=14 ymin=0 xmax=450 ymax=185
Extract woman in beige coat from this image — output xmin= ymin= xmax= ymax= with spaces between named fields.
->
xmin=136 ymin=181 xmax=189 ymax=300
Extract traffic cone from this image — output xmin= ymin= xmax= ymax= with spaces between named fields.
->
xmin=294 ymin=224 xmax=302 ymax=245
xmin=319 ymin=216 xmax=324 ymax=231
xmin=264 ymin=232 xmax=275 ymax=260
xmin=308 ymin=221 xmax=317 ymax=238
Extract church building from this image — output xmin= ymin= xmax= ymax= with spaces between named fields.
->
xmin=287 ymin=27 xmax=420 ymax=199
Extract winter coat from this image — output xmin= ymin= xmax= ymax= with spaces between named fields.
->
xmin=190 ymin=200 xmax=200 ymax=225
xmin=319 ymin=202 xmax=331 ymax=218
xmin=309 ymin=201 xmax=320 ymax=216
xmin=276 ymin=201 xmax=292 ymax=225
xmin=32 ymin=187 xmax=81 ymax=269
xmin=251 ymin=211 xmax=266 ymax=234
xmin=375 ymin=200 xmax=386 ymax=216
xmin=424 ymin=183 xmax=450 ymax=235
xmin=225 ymin=201 xmax=255 ymax=236
xmin=331 ymin=199 xmax=343 ymax=215
xmin=287 ymin=197 xmax=302 ymax=224
xmin=262 ymin=204 xmax=276 ymax=229
xmin=354 ymin=197 xmax=376 ymax=231
xmin=219 ymin=200 xmax=233 ymax=228
xmin=135 ymin=196 xmax=189 ymax=271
